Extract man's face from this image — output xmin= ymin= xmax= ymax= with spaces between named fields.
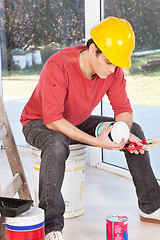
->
xmin=92 ymin=52 xmax=116 ymax=79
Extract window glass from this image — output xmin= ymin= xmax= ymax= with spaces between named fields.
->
xmin=102 ymin=0 xmax=160 ymax=179
xmin=1 ymin=0 xmax=85 ymax=145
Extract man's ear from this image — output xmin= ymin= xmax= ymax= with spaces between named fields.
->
xmin=88 ymin=43 xmax=97 ymax=56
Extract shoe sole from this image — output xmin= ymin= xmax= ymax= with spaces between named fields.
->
xmin=140 ymin=215 xmax=160 ymax=224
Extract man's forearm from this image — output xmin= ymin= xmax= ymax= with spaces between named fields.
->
xmin=115 ymin=112 xmax=133 ymax=130
xmin=46 ymin=118 xmax=127 ymax=150
xmin=46 ymin=118 xmax=97 ymax=146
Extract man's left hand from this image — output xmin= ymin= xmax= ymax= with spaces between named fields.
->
xmin=127 ymin=133 xmax=145 ymax=154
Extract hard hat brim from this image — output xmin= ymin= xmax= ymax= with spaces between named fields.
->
xmin=91 ymin=32 xmax=132 ymax=68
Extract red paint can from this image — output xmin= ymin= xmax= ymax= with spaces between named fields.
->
xmin=106 ymin=215 xmax=128 ymax=240
xmin=5 ymin=207 xmax=45 ymax=240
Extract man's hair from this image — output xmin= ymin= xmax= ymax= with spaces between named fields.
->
xmin=86 ymin=38 xmax=102 ymax=55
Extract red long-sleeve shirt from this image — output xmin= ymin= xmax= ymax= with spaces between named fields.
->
xmin=20 ymin=46 xmax=132 ymax=126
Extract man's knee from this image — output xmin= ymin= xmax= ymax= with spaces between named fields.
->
xmin=42 ymin=130 xmax=70 ymax=158
xmin=131 ymin=122 xmax=145 ymax=139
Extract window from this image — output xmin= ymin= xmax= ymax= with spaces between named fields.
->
xmin=102 ymin=0 xmax=160 ymax=179
xmin=1 ymin=0 xmax=85 ymax=145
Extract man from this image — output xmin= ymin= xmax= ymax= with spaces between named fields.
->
xmin=20 ymin=17 xmax=160 ymax=240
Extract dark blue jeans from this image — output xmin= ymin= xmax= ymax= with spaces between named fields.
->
xmin=22 ymin=115 xmax=160 ymax=234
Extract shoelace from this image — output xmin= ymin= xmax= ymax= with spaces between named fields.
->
xmin=49 ymin=231 xmax=63 ymax=240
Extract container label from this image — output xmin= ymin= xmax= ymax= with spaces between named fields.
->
xmin=106 ymin=216 xmax=128 ymax=240
xmin=6 ymin=222 xmax=45 ymax=240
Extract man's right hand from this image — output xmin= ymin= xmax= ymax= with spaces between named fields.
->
xmin=96 ymin=125 xmax=126 ymax=150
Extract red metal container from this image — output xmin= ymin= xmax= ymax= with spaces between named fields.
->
xmin=6 ymin=207 xmax=45 ymax=240
xmin=106 ymin=216 xmax=128 ymax=240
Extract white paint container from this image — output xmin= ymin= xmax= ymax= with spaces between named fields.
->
xmin=5 ymin=207 xmax=45 ymax=240
xmin=32 ymin=50 xmax=43 ymax=65
xmin=12 ymin=55 xmax=26 ymax=69
xmin=26 ymin=52 xmax=33 ymax=68
xmin=95 ymin=121 xmax=129 ymax=143
xmin=31 ymin=144 xmax=87 ymax=218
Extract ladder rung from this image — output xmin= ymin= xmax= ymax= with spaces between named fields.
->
xmin=3 ymin=173 xmax=23 ymax=198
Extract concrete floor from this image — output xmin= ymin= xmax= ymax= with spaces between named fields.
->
xmin=1 ymin=146 xmax=160 ymax=240
xmin=63 ymin=166 xmax=160 ymax=240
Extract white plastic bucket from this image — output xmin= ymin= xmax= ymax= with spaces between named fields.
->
xmin=12 ymin=55 xmax=26 ymax=69
xmin=26 ymin=52 xmax=33 ymax=68
xmin=31 ymin=144 xmax=87 ymax=218
xmin=5 ymin=207 xmax=45 ymax=240
xmin=32 ymin=50 xmax=43 ymax=65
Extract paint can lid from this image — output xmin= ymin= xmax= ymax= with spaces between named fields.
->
xmin=106 ymin=215 xmax=128 ymax=222
xmin=111 ymin=121 xmax=129 ymax=143
xmin=6 ymin=207 xmax=44 ymax=226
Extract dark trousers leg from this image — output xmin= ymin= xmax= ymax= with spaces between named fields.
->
xmin=124 ymin=123 xmax=160 ymax=213
xmin=77 ymin=115 xmax=160 ymax=214
xmin=23 ymin=120 xmax=70 ymax=234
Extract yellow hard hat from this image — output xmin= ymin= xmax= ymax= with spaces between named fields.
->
xmin=90 ymin=16 xmax=135 ymax=68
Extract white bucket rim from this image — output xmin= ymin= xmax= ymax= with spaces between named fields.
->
xmin=5 ymin=207 xmax=44 ymax=226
